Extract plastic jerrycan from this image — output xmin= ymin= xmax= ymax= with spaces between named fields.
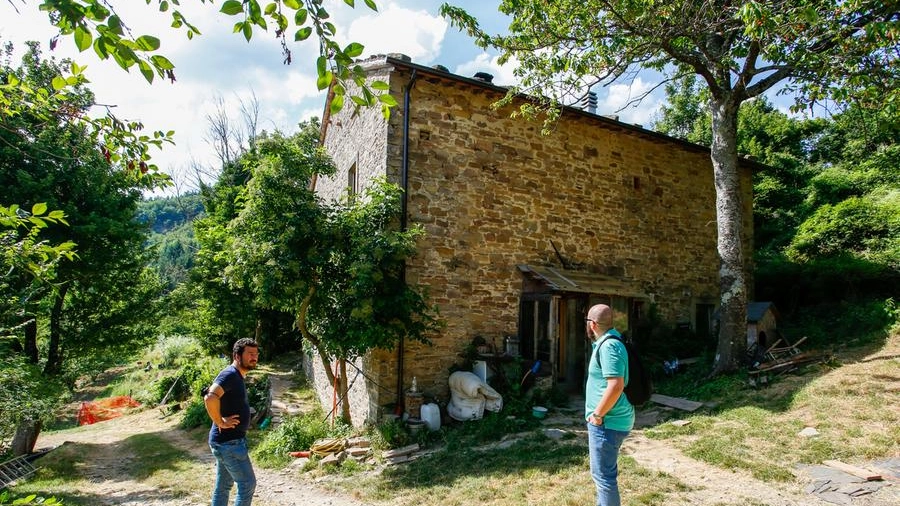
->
xmin=420 ymin=403 xmax=441 ymax=431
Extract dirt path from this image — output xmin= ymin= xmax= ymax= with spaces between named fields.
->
xmin=32 ymin=366 xmax=894 ymax=506
xmin=623 ymin=434 xmax=827 ymax=505
xmin=35 ymin=405 xmax=825 ymax=506
xmin=36 ymin=392 xmax=373 ymax=506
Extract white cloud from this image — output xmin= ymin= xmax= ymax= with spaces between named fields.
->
xmin=596 ymin=78 xmax=664 ymax=126
xmin=345 ymin=1 xmax=448 ymax=62
xmin=454 ymin=52 xmax=520 ymax=86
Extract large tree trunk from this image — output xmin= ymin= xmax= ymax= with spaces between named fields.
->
xmin=11 ymin=418 xmax=42 ymax=456
xmin=339 ymin=358 xmax=350 ymax=422
xmin=44 ymin=284 xmax=68 ymax=375
xmin=24 ymin=317 xmax=38 ymax=364
xmin=709 ymin=96 xmax=749 ymax=374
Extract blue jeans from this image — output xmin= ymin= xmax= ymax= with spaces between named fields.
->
xmin=210 ymin=438 xmax=256 ymax=506
xmin=587 ymin=423 xmax=629 ymax=506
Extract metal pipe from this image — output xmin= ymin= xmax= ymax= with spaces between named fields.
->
xmin=396 ymin=68 xmax=418 ymax=412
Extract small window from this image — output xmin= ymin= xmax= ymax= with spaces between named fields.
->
xmin=348 ymin=163 xmax=358 ymax=196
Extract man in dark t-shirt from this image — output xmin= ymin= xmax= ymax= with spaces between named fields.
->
xmin=204 ymin=338 xmax=259 ymax=506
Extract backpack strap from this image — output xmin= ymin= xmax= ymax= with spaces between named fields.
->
xmin=594 ymin=333 xmax=623 ymax=369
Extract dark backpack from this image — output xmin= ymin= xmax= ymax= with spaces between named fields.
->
xmin=595 ymin=334 xmax=653 ymax=406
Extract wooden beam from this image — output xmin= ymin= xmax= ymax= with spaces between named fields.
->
xmin=823 ymin=460 xmax=883 ymax=481
xmin=649 ymin=394 xmax=704 ymax=411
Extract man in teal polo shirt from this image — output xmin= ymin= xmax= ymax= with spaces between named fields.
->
xmin=585 ymin=304 xmax=635 ymax=506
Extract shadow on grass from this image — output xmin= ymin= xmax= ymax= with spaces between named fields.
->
xmin=33 ymin=431 xmax=195 ymax=483
xmin=380 ymin=436 xmax=584 ymax=489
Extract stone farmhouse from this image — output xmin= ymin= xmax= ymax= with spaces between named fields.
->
xmin=309 ymin=54 xmax=755 ymax=424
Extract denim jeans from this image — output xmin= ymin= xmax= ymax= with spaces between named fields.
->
xmin=210 ymin=438 xmax=257 ymax=506
xmin=587 ymin=422 xmax=629 ymax=506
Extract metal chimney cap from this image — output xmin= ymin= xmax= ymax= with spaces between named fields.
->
xmin=387 ymin=53 xmax=412 ymax=62
xmin=473 ymin=72 xmax=494 ymax=83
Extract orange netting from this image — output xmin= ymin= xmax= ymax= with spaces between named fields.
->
xmin=76 ymin=396 xmax=142 ymax=425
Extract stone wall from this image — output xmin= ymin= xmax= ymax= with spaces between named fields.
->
xmin=315 ymin=57 xmax=754 ymax=423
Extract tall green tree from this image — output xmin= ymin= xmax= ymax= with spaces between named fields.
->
xmin=189 ymin=127 xmax=298 ymax=355
xmin=442 ymin=0 xmax=898 ymax=373
xmin=1 ymin=205 xmax=74 ymax=455
xmin=227 ymin=127 xmax=439 ymax=423
xmin=0 ymin=43 xmax=159 ymax=376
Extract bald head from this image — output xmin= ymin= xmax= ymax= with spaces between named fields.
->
xmin=587 ymin=304 xmax=613 ymax=335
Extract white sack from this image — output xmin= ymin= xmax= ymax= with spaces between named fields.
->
xmin=447 ymin=371 xmax=503 ymax=421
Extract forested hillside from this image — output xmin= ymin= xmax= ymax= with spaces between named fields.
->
xmin=139 ymin=194 xmax=203 ymax=290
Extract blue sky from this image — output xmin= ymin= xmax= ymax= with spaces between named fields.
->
xmin=1 ymin=1 xmax=669 ymax=193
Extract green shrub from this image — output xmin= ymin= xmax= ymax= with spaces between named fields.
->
xmin=367 ymin=418 xmax=410 ymax=450
xmin=252 ymin=409 xmax=347 ymax=466
xmin=180 ymin=398 xmax=210 ymax=429
xmin=151 ymin=334 xmax=204 ymax=369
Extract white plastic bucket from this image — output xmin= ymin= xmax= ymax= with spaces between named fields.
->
xmin=420 ymin=403 xmax=441 ymax=431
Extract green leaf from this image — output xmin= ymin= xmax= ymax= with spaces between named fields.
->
xmin=317 ymin=71 xmax=334 ymax=90
xmin=159 ymin=1 xmax=169 ymax=13
xmin=343 ymin=0 xmax=355 ymax=7
xmin=316 ymin=55 xmax=327 ymax=75
xmin=135 ymin=35 xmax=161 ymax=51
xmin=242 ymin=22 xmax=253 ymax=41
xmin=74 ymin=26 xmax=93 ymax=51
xmin=370 ymin=80 xmax=390 ymax=91
xmin=31 ymin=203 xmax=48 ymax=216
xmin=93 ymin=36 xmax=111 ymax=59
xmin=138 ymin=60 xmax=154 ymax=83
xmin=294 ymin=7 xmax=307 ymax=24
xmin=265 ymin=2 xmax=277 ymax=15
xmin=28 ymin=216 xmax=47 ymax=228
xmin=344 ymin=42 xmax=364 ymax=58
xmin=362 ymin=87 xmax=376 ymax=106
xmin=330 ymin=94 xmax=344 ymax=115
xmin=378 ymin=93 xmax=398 ymax=107
xmin=248 ymin=0 xmax=262 ymax=20
xmin=295 ymin=26 xmax=313 ymax=41
xmin=220 ymin=0 xmax=244 ymax=16
xmin=51 ymin=76 xmax=66 ymax=90
xmin=351 ymin=95 xmax=368 ymax=107
xmin=150 ymin=55 xmax=175 ymax=70
xmin=108 ymin=15 xmax=123 ymax=34
xmin=381 ymin=103 xmax=391 ymax=120
xmin=284 ymin=0 xmax=301 ymax=9
xmin=364 ymin=0 xmax=377 ymax=11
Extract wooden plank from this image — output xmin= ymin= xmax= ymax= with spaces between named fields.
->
xmin=751 ymin=351 xmax=822 ymax=374
xmin=649 ymin=394 xmax=704 ymax=411
xmin=823 ymin=460 xmax=883 ymax=481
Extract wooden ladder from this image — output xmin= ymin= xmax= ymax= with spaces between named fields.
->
xmin=0 ymin=454 xmax=37 ymax=488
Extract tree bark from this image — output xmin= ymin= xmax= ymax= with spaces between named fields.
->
xmin=339 ymin=358 xmax=350 ymax=422
xmin=11 ymin=418 xmax=42 ymax=456
xmin=24 ymin=317 xmax=38 ymax=364
xmin=709 ymin=95 xmax=749 ymax=374
xmin=44 ymin=284 xmax=68 ymax=375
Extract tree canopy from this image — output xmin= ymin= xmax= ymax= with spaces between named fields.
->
xmin=223 ymin=125 xmax=440 ymax=423
xmin=1 ymin=42 xmax=159 ymax=376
